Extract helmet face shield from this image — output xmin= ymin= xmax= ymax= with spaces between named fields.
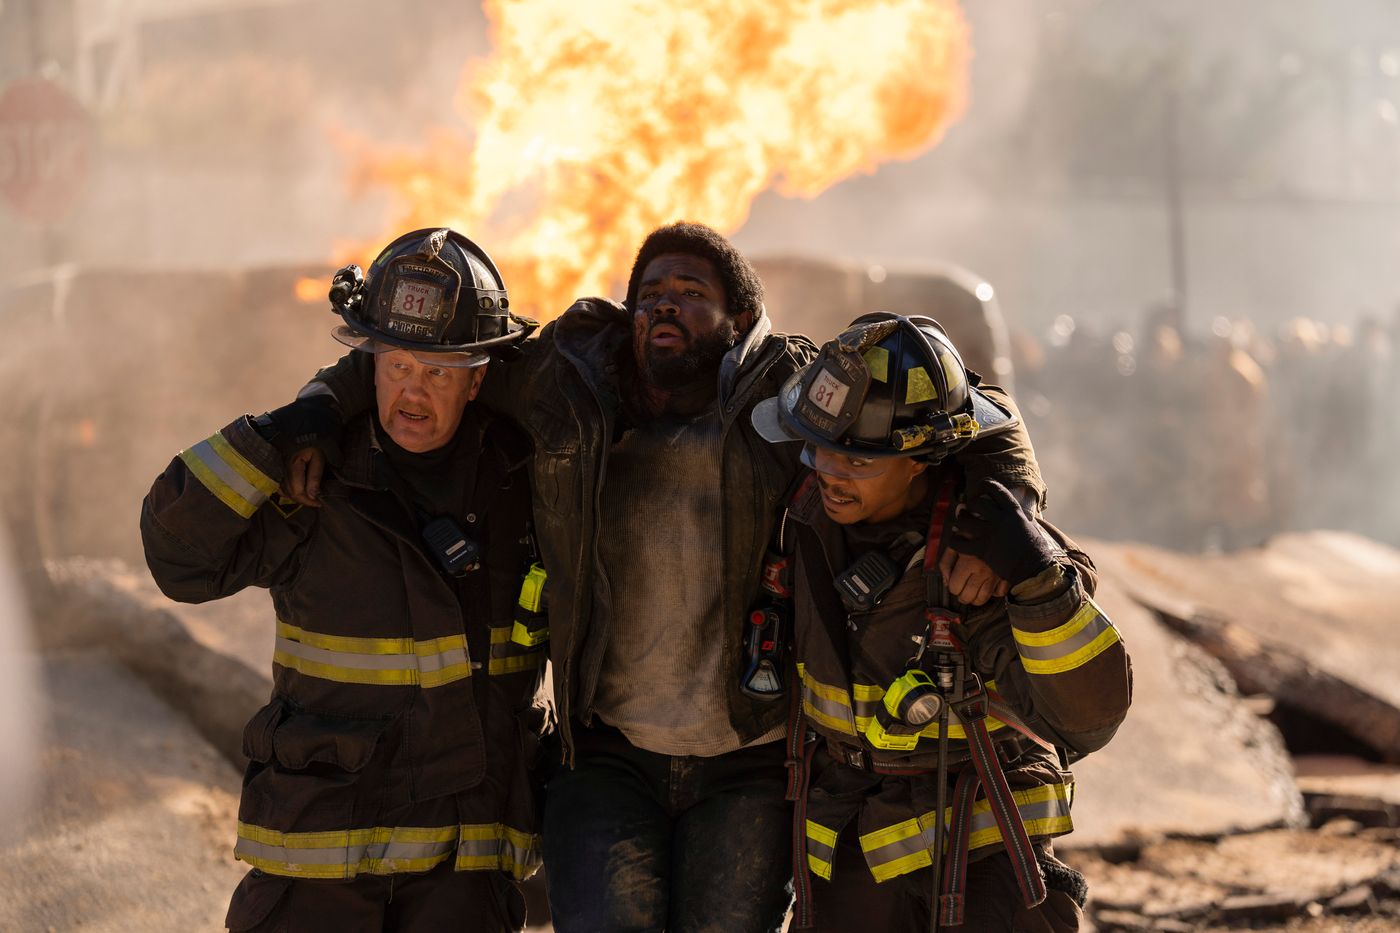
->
xmin=801 ymin=444 xmax=893 ymax=479
xmin=332 ymin=326 xmax=489 ymax=368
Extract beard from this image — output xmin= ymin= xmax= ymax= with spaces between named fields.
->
xmin=643 ymin=319 xmax=739 ymax=390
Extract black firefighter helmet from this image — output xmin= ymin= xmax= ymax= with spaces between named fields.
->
xmin=327 ymin=227 xmax=536 ymax=367
xmin=752 ymin=312 xmax=1017 ymax=464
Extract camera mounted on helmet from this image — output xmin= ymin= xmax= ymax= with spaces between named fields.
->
xmin=752 ymin=312 xmax=1017 ymax=464
xmin=327 ymin=227 xmax=537 ymax=368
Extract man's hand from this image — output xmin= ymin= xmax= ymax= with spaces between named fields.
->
xmin=251 ymin=395 xmax=341 ymax=508
xmin=938 ymin=548 xmax=1010 ymax=606
xmin=948 ymin=480 xmax=1059 ymax=587
xmin=282 ymin=448 xmax=327 ymax=508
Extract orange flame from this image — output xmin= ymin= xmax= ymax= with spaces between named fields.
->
xmin=340 ymin=0 xmax=969 ymax=320
xmin=294 ymin=276 xmax=325 ymax=303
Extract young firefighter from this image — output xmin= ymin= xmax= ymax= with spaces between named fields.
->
xmin=140 ymin=229 xmax=548 ymax=932
xmin=752 ymin=313 xmax=1132 ymax=932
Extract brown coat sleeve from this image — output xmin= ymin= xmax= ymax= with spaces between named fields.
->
xmin=958 ymin=385 xmax=1048 ymax=509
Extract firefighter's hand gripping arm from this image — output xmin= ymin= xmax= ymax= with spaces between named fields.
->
xmin=141 ymin=416 xmax=311 ymax=603
xmin=948 ymin=480 xmax=1058 ymax=587
xmin=936 ymin=384 xmax=1047 ymax=605
xmin=255 ymin=393 xmax=343 ymax=508
xmin=953 ymin=480 xmax=1132 ymax=754
xmin=280 ymin=352 xmax=374 ymax=507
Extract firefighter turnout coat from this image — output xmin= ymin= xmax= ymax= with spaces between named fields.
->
xmin=140 ymin=409 xmax=546 ymax=883
xmin=788 ymin=469 xmax=1132 ymax=888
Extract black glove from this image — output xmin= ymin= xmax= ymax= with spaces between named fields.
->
xmin=948 ymin=480 xmax=1059 ymax=586
xmin=252 ymin=395 xmax=344 ymax=466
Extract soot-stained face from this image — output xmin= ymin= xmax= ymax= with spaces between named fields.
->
xmin=631 ymin=252 xmax=739 ymax=389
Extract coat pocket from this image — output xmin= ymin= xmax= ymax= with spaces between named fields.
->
xmin=239 ymin=704 xmax=397 ymax=830
xmin=272 ymin=711 xmax=387 ymax=772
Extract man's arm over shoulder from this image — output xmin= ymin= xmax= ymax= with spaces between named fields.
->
xmin=960 ymin=385 xmax=1047 ymax=509
xmin=141 ymin=416 xmax=312 ymax=603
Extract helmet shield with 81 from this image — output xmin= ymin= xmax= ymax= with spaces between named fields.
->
xmin=329 ymin=228 xmax=536 ymax=367
xmin=752 ymin=313 xmax=1017 ymax=464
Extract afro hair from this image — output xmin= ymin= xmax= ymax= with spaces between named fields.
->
xmin=624 ymin=222 xmax=764 ymax=320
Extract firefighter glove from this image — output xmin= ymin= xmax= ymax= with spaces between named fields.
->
xmin=253 ymin=395 xmax=344 ymax=467
xmin=949 ymin=479 xmax=1058 ymax=586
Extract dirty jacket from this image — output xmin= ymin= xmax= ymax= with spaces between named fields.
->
xmin=788 ymin=468 xmax=1132 ymax=885
xmin=140 ymin=408 xmax=546 ymax=881
xmin=315 ymin=299 xmax=1048 ymax=763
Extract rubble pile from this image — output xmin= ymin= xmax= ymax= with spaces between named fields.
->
xmin=1068 ymin=816 xmax=1400 ymax=931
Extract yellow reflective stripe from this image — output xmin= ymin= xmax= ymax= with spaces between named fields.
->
xmin=803 ymin=698 xmax=858 ymax=735
xmin=487 ymin=625 xmax=545 ymax=676
xmin=180 ymin=444 xmax=260 ymax=519
xmin=488 ymin=654 xmax=544 ymax=676
xmin=803 ymin=667 xmax=1010 ymax=741
xmin=963 ymin=784 xmax=1074 ymax=850
xmin=860 ymin=815 xmax=932 ymax=882
xmin=276 ymin=620 xmax=415 ymax=656
xmin=208 ymin=431 xmax=279 ymax=497
xmin=850 ymin=707 xmax=1010 ymax=741
xmin=798 ymin=664 xmax=858 ymax=734
xmin=807 ymin=820 xmax=838 ymax=848
xmin=799 ymin=666 xmax=854 ymax=708
xmin=858 ymin=782 xmax=1075 ymax=883
xmin=420 ymin=662 xmax=475 ymax=687
xmin=455 ymin=823 xmax=543 ymax=881
xmin=274 ymin=621 xmax=472 ymax=688
xmin=238 ymin=824 xmax=459 ymax=848
xmin=1014 ymin=601 xmax=1122 ymax=675
xmin=1013 ymin=601 xmax=1100 ymax=647
xmin=870 ymin=847 xmax=931 ymax=882
xmin=235 ymin=823 xmax=459 ymax=880
xmin=851 ymin=682 xmax=884 ymax=703
xmin=272 ymin=652 xmax=422 ymax=686
xmin=1019 ymin=626 xmax=1121 ymax=675
xmin=805 ymin=820 xmax=838 ymax=881
xmin=860 ymin=816 xmax=923 ymax=853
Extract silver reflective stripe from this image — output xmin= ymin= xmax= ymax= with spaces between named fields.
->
xmin=186 ymin=438 xmax=267 ymax=507
xmin=926 ymin=784 xmax=1072 ymax=853
xmin=1014 ymin=612 xmax=1112 ymax=663
xmin=457 ymin=825 xmax=542 ymax=879
xmin=1013 ymin=601 xmax=1121 ymax=675
xmin=236 ymin=837 xmax=454 ymax=869
xmin=416 ymin=646 xmax=469 ymax=673
xmin=801 ymin=683 xmax=857 ymax=734
xmin=860 ymin=784 xmax=1075 ymax=882
xmin=234 ymin=824 xmax=459 ymax=879
xmin=865 ymin=825 xmax=931 ymax=870
xmin=274 ymin=638 xmax=418 ymax=671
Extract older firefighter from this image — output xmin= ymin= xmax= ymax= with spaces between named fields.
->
xmin=279 ymin=223 xmax=1050 ymax=931
xmin=752 ymin=314 xmax=1132 ymax=932
xmin=140 ymin=229 xmax=548 ymax=932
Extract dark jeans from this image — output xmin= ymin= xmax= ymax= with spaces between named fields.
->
xmin=542 ymin=721 xmax=793 ymax=933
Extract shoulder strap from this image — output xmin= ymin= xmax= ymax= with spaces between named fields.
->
xmin=921 ymin=468 xmax=963 ymax=613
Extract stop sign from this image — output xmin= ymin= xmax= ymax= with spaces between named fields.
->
xmin=0 ymin=78 xmax=95 ymax=224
